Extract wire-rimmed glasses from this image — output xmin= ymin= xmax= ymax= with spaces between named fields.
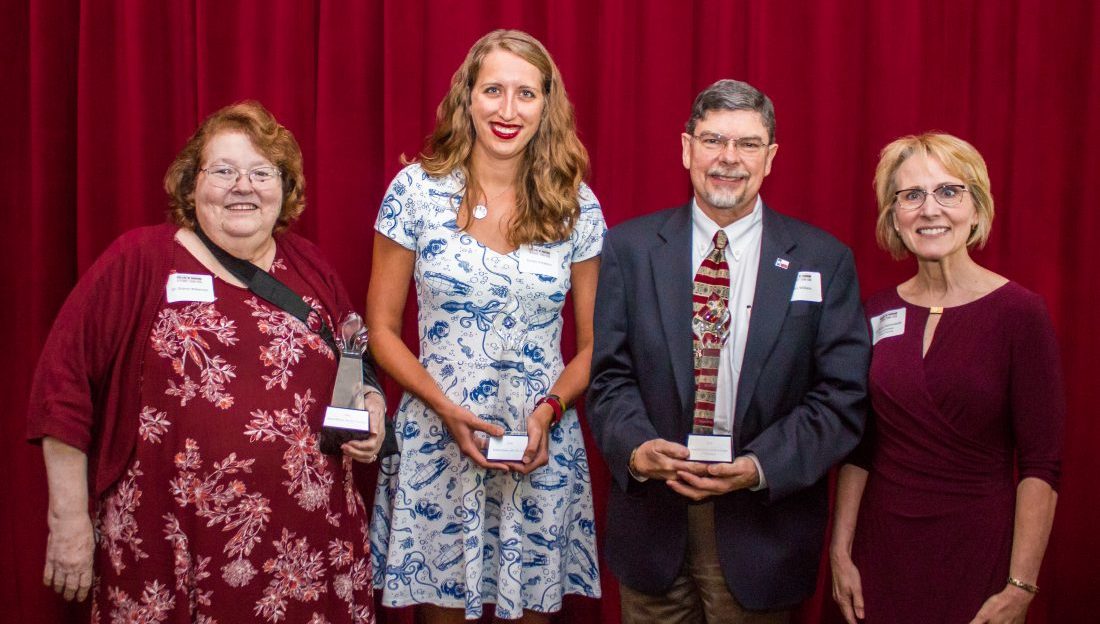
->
xmin=690 ymin=133 xmax=770 ymax=156
xmin=893 ymin=184 xmax=969 ymax=211
xmin=200 ymin=164 xmax=282 ymax=189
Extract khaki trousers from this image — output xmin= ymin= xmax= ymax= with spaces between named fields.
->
xmin=619 ymin=502 xmax=792 ymax=624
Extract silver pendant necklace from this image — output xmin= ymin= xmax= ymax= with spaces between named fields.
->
xmin=472 ymin=185 xmax=511 ymax=220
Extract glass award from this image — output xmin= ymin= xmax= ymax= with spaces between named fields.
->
xmin=692 ymin=291 xmax=731 ymax=352
xmin=688 ymin=291 xmax=733 ymax=462
xmin=319 ymin=313 xmax=374 ymax=455
xmin=485 ymin=294 xmax=529 ymax=461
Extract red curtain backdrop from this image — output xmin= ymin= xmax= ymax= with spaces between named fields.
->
xmin=4 ymin=1 xmax=1098 ymax=622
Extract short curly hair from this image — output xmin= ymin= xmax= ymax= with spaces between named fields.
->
xmin=874 ymin=132 xmax=994 ymax=259
xmin=164 ymin=100 xmax=305 ymax=233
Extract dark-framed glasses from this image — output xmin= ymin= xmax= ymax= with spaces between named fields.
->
xmin=691 ymin=133 xmax=770 ymax=156
xmin=200 ymin=164 xmax=282 ymax=189
xmin=894 ymin=184 xmax=969 ymax=211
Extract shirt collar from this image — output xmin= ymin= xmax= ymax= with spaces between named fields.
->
xmin=691 ymin=196 xmax=764 ymax=254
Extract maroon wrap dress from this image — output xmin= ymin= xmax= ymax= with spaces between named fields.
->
xmin=850 ymin=283 xmax=1063 ymax=623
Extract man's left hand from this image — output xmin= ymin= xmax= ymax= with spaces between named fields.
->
xmin=667 ymin=456 xmax=760 ymax=501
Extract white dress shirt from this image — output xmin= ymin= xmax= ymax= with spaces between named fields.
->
xmin=691 ymin=197 xmax=763 ymax=436
xmin=629 ymin=198 xmax=768 ymax=489
xmin=690 ymin=197 xmax=767 ymax=490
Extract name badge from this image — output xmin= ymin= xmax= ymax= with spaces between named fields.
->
xmin=322 ymin=405 xmax=372 ymax=432
xmin=518 ymin=245 xmax=560 ymax=275
xmin=487 ymin=433 xmax=529 ymax=461
xmin=687 ymin=434 xmax=733 ymax=463
xmin=791 ymin=271 xmax=822 ymax=303
xmin=870 ymin=307 xmax=906 ymax=345
xmin=166 ymin=273 xmax=215 ymax=303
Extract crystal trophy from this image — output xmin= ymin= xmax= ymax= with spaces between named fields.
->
xmin=485 ymin=294 xmax=529 ymax=461
xmin=692 ymin=291 xmax=731 ymax=352
xmin=319 ymin=313 xmax=374 ymax=455
xmin=687 ymin=291 xmax=733 ymax=462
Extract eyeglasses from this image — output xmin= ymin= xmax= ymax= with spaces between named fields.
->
xmin=690 ymin=133 xmax=770 ymax=156
xmin=200 ymin=165 xmax=282 ymax=189
xmin=893 ymin=184 xmax=969 ymax=211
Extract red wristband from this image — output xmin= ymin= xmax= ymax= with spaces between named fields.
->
xmin=535 ymin=394 xmax=565 ymax=427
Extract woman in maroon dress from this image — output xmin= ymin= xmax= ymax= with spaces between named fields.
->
xmin=830 ymin=133 xmax=1063 ymax=624
xmin=28 ymin=101 xmax=384 ymax=623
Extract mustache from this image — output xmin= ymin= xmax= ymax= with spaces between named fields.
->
xmin=707 ymin=168 xmax=748 ymax=179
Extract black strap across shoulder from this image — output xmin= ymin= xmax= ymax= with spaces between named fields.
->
xmin=193 ymin=225 xmax=339 ymax=357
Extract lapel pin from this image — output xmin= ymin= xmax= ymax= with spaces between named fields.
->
xmin=775 ymin=258 xmax=790 ymax=270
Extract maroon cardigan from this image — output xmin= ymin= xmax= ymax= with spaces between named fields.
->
xmin=27 ymin=223 xmax=358 ymax=497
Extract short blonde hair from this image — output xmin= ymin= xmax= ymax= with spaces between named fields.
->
xmin=164 ymin=101 xmax=305 ymax=233
xmin=873 ymin=133 xmax=994 ymax=259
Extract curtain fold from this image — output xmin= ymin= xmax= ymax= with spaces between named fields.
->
xmin=5 ymin=1 xmax=1097 ymax=622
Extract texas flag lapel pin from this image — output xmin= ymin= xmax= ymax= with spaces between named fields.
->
xmin=775 ymin=257 xmax=790 ymax=270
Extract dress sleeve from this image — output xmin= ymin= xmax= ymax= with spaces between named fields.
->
xmin=570 ymin=184 xmax=607 ymax=263
xmin=1009 ymin=292 xmax=1065 ymax=489
xmin=374 ymin=165 xmax=423 ymax=251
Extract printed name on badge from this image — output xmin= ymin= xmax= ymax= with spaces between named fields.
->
xmin=322 ymin=406 xmax=372 ymax=432
xmin=518 ymin=245 xmax=561 ymax=275
xmin=870 ymin=308 xmax=906 ymax=345
xmin=790 ymin=271 xmax=823 ymax=303
xmin=686 ymin=434 xmax=733 ymax=463
xmin=487 ymin=434 xmax=529 ymax=461
xmin=166 ymin=273 xmax=216 ymax=303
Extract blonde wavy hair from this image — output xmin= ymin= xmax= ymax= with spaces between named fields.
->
xmin=164 ymin=100 xmax=305 ymax=233
xmin=415 ymin=29 xmax=589 ymax=245
xmin=874 ymin=132 xmax=994 ymax=259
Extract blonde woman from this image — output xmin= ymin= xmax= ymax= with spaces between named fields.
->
xmin=830 ymin=133 xmax=1063 ymax=624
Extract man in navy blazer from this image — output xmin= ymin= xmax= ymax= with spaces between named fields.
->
xmin=588 ymin=79 xmax=870 ymax=622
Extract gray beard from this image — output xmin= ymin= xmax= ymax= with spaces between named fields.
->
xmin=701 ymin=187 xmax=746 ymax=211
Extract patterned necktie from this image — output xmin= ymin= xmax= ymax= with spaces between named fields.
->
xmin=692 ymin=230 xmax=731 ymax=434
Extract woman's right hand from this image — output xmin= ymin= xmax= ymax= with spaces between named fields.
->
xmin=44 ymin=511 xmax=95 ymax=601
xmin=831 ymin=551 xmax=865 ymax=624
xmin=436 ymin=401 xmax=509 ymax=471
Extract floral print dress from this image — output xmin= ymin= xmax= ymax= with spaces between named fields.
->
xmin=91 ymin=246 xmax=374 ymax=624
xmin=369 ymin=164 xmax=604 ymax=620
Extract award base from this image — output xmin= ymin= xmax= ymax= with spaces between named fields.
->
xmin=319 ymin=406 xmax=371 ymax=456
xmin=486 ymin=433 xmax=528 ymax=461
xmin=686 ymin=434 xmax=733 ymax=463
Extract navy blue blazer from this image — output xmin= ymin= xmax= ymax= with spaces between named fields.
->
xmin=587 ymin=203 xmax=869 ymax=610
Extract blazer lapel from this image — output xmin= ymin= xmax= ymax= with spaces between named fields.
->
xmin=735 ymin=206 xmax=799 ymax=426
xmin=651 ymin=204 xmax=695 ymax=421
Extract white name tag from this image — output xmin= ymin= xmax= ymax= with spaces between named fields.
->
xmin=487 ymin=433 xmax=528 ymax=461
xmin=687 ymin=434 xmax=733 ymax=463
xmin=870 ymin=307 xmax=906 ymax=345
xmin=166 ymin=273 xmax=216 ymax=303
xmin=322 ymin=406 xmax=372 ymax=432
xmin=791 ymin=271 xmax=822 ymax=303
xmin=518 ymin=245 xmax=560 ymax=275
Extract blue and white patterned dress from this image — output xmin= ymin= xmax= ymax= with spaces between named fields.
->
xmin=369 ymin=164 xmax=604 ymax=619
